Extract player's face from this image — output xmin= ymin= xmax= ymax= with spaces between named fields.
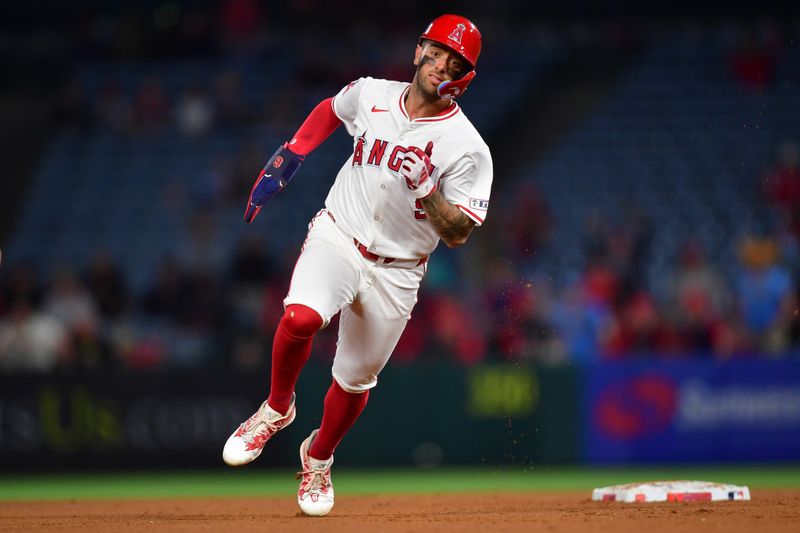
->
xmin=414 ymin=42 xmax=466 ymax=97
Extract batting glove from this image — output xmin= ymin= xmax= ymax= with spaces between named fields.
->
xmin=400 ymin=141 xmax=436 ymax=199
xmin=244 ymin=143 xmax=304 ymax=223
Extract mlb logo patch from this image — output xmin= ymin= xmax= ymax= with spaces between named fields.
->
xmin=470 ymin=198 xmax=489 ymax=210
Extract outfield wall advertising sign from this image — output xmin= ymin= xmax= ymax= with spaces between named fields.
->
xmin=0 ymin=362 xmax=579 ymax=470
xmin=583 ymin=359 xmax=800 ymax=463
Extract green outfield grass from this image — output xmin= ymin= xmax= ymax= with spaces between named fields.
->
xmin=0 ymin=465 xmax=798 ymax=501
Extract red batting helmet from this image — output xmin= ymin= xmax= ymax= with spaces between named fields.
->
xmin=419 ymin=14 xmax=481 ymax=99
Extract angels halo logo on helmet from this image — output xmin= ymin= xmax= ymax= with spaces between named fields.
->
xmin=448 ymin=24 xmax=466 ymax=44
xmin=419 ymin=14 xmax=482 ymax=99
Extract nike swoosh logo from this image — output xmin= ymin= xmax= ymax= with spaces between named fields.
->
xmin=371 ymin=105 xmax=389 ymax=113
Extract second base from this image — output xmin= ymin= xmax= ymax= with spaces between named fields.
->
xmin=592 ymin=480 xmax=751 ymax=503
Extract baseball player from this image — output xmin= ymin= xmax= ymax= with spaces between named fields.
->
xmin=223 ymin=14 xmax=492 ymax=516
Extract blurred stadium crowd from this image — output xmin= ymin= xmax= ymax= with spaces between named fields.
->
xmin=1 ymin=1 xmax=799 ymax=372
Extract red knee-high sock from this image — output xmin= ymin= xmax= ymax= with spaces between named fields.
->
xmin=309 ymin=380 xmax=369 ymax=461
xmin=267 ymin=304 xmax=323 ymax=415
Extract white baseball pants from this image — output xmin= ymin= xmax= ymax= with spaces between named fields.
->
xmin=284 ymin=209 xmax=426 ymax=392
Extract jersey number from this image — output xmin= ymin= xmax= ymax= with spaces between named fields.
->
xmin=414 ymin=199 xmax=427 ymax=220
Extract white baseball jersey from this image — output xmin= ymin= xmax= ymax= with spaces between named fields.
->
xmin=326 ymin=76 xmax=493 ymax=260
xmin=283 ymin=77 xmax=493 ymax=392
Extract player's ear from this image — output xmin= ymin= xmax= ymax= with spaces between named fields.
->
xmin=413 ymin=44 xmax=422 ymax=66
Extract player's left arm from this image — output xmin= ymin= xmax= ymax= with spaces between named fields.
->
xmin=400 ymin=141 xmax=491 ymax=247
xmin=419 ymin=191 xmax=475 ymax=247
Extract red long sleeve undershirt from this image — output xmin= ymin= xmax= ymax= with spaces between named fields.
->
xmin=287 ymin=97 xmax=342 ymax=156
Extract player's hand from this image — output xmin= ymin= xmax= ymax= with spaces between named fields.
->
xmin=244 ymin=143 xmax=305 ymax=223
xmin=400 ymin=141 xmax=435 ymax=199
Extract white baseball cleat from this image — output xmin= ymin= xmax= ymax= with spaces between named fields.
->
xmin=296 ymin=429 xmax=335 ymax=517
xmin=222 ymin=396 xmax=296 ymax=466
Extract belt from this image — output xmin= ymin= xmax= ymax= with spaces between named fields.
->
xmin=324 ymin=209 xmax=428 ymax=267
xmin=353 ymin=239 xmax=428 ymax=267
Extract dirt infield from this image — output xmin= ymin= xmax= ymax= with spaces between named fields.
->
xmin=1 ymin=490 xmax=797 ymax=532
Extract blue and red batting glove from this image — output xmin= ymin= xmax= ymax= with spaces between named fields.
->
xmin=244 ymin=143 xmax=304 ymax=223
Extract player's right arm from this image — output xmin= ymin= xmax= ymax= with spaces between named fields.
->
xmin=330 ymin=77 xmax=369 ymax=136
xmin=244 ymin=88 xmax=350 ymax=223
